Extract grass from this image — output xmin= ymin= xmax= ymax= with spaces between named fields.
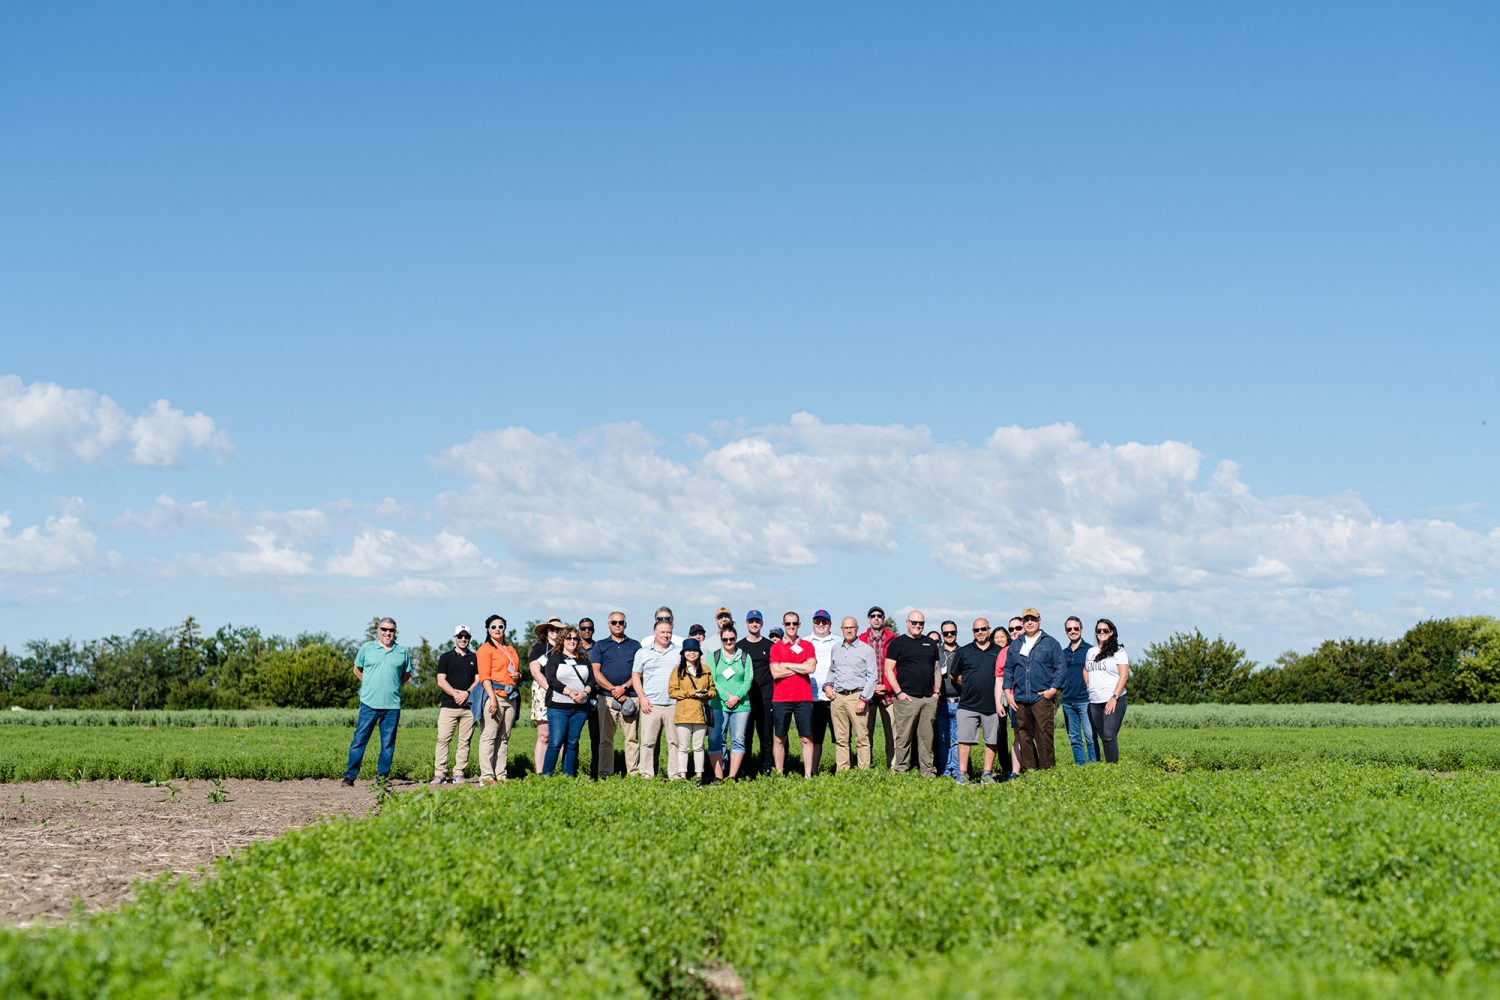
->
xmin=4 ymin=718 xmax=1500 ymax=782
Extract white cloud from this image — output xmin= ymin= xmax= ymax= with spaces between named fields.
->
xmin=128 ymin=398 xmax=232 ymax=466
xmin=326 ymin=528 xmax=500 ymax=579
xmin=430 ymin=414 xmax=1500 ymax=653
xmin=198 ymin=529 xmax=316 ymax=577
xmin=0 ymin=511 xmax=98 ymax=574
xmin=119 ymin=494 xmax=241 ymax=533
xmin=0 ymin=375 xmax=230 ymax=469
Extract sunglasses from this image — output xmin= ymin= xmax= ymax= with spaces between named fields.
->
xmin=579 ymin=626 xmax=594 ymax=631
xmin=783 ymin=620 xmax=799 ymax=627
xmin=487 ymin=625 xmax=505 ymax=631
xmin=941 ymin=631 xmax=956 ymax=638
xmin=1008 ymin=626 xmax=1024 ymax=632
xmin=378 ymin=627 xmax=395 ymax=634
xmin=608 ymin=619 xmax=625 ymax=626
xmin=1096 ymin=628 xmax=1112 ymax=635
xmin=656 ymin=616 xmax=673 ymax=623
xmin=973 ymin=627 xmax=990 ymax=633
xmin=1022 ymin=615 xmax=1039 ymax=623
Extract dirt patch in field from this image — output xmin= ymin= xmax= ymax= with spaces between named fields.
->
xmin=0 ymin=778 xmax=409 ymax=926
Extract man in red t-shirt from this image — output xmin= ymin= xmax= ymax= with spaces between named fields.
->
xmin=770 ymin=611 xmax=817 ymax=777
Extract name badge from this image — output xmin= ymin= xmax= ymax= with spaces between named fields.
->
xmin=723 ymin=666 xmax=735 ymax=678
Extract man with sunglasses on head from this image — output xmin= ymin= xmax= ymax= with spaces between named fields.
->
xmin=738 ymin=610 xmax=776 ymax=776
xmin=590 ymin=611 xmax=642 ymax=778
xmin=805 ymin=609 xmax=838 ymax=775
xmin=342 ymin=616 xmax=411 ymax=787
xmin=884 ymin=610 xmax=941 ymax=777
xmin=1001 ymin=607 xmax=1065 ymax=772
xmin=859 ymin=607 xmax=897 ymax=768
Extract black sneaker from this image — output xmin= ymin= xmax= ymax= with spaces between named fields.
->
xmin=341 ymin=777 xmax=355 ymax=787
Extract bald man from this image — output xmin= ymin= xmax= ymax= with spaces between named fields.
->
xmin=822 ymin=616 xmax=879 ymax=771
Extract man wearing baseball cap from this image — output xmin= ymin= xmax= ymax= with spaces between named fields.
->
xmin=805 ymin=609 xmax=838 ymax=774
xmin=739 ymin=610 xmax=775 ymax=776
xmin=432 ymin=625 xmax=480 ymax=784
xmin=1001 ymin=607 xmax=1065 ymax=771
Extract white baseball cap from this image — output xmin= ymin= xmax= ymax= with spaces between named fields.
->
xmin=453 ymin=624 xmax=471 ymax=637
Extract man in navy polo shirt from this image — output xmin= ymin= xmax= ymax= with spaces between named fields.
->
xmin=590 ymin=610 xmax=642 ymax=778
xmin=1059 ymin=616 xmax=1097 ymax=765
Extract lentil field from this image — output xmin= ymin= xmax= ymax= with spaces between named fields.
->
xmin=1 ymin=707 xmax=1497 ymax=998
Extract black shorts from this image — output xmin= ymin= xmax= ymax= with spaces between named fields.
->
xmin=773 ymin=701 xmax=813 ymax=739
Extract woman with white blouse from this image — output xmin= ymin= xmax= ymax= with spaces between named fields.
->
xmin=1083 ymin=618 xmax=1129 ymax=763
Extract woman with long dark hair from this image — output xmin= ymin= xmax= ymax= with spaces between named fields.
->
xmin=1083 ymin=619 xmax=1129 ymax=763
xmin=541 ymin=626 xmax=595 ymax=776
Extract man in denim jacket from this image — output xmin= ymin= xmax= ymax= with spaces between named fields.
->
xmin=1000 ymin=607 xmax=1065 ymax=771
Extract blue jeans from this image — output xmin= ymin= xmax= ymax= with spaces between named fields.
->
xmin=705 ymin=705 xmax=724 ymax=755
xmin=715 ymin=710 xmax=750 ymax=755
xmin=542 ymin=705 xmax=591 ymax=776
xmin=344 ymin=703 xmax=401 ymax=780
xmin=1061 ymin=700 xmax=1098 ymax=764
xmin=936 ymin=699 xmax=961 ymax=778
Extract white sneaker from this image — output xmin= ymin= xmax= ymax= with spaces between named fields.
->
xmin=429 ymin=775 xmax=447 ymax=786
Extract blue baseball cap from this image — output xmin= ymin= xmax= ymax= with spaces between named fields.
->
xmin=746 ymin=610 xmax=763 ymax=621
xmin=813 ymin=610 xmax=831 ymax=621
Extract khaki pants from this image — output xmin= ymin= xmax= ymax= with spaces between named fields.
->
xmin=638 ymin=707 xmax=682 ymax=779
xmin=596 ymin=700 xmax=641 ymax=778
xmin=434 ymin=706 xmax=475 ymax=779
xmin=868 ymin=700 xmax=896 ymax=768
xmin=891 ymin=695 xmax=937 ymax=777
xmin=673 ymin=723 xmax=706 ymax=780
xmin=479 ymin=699 xmax=518 ymax=781
xmin=829 ymin=692 xmax=872 ymax=772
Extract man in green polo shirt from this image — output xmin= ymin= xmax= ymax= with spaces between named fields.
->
xmin=342 ymin=616 xmax=412 ymax=786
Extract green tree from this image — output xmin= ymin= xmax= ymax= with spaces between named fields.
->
xmin=1389 ymin=618 xmax=1473 ymax=703
xmin=1454 ymin=616 xmax=1500 ymax=702
xmin=93 ymin=629 xmax=175 ymax=709
xmin=1131 ymin=630 xmax=1255 ymax=704
xmin=259 ymin=644 xmax=358 ymax=708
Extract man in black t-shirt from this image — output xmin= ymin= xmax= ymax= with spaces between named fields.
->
xmin=433 ymin=625 xmax=480 ymax=784
xmin=738 ymin=610 xmax=775 ymax=776
xmin=883 ymin=610 xmax=940 ymax=777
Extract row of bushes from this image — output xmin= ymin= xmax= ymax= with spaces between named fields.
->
xmin=0 ymin=617 xmax=489 ymax=711
xmin=1131 ymin=616 xmax=1500 ymax=704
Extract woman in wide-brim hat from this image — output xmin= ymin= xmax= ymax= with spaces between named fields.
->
xmin=528 ymin=617 xmax=566 ymax=774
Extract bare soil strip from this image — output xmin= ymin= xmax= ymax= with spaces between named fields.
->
xmin=0 ymin=779 xmax=400 ymax=926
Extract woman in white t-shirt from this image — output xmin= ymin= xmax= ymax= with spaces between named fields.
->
xmin=1083 ymin=618 xmax=1129 ymax=763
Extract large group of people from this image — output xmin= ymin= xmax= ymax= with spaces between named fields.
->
xmin=340 ymin=606 xmax=1130 ymax=786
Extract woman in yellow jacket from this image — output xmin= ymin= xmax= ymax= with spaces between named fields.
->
xmin=667 ymin=638 xmax=716 ymax=782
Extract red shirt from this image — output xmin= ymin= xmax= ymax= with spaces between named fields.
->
xmin=993 ymin=644 xmax=1009 ymax=682
xmin=770 ymin=639 xmax=816 ymax=702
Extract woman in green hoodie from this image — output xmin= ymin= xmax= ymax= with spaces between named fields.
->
xmin=708 ymin=621 xmax=753 ymax=780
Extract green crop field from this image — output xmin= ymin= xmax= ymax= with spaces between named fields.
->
xmin=4 ymin=706 xmax=1499 ymax=997
xmin=5 ymin=711 xmax=1500 ymax=782
xmin=3 ymin=763 xmax=1499 ymax=998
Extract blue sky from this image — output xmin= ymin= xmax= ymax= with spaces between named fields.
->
xmin=3 ymin=2 xmax=1497 ymax=663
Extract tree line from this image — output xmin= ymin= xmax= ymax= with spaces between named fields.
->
xmin=3 ymin=615 xmax=1498 ymax=710
xmin=0 ymin=616 xmax=519 ymax=711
